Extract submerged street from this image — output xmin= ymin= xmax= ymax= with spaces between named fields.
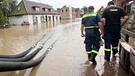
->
xmin=0 ymin=19 xmax=128 ymax=76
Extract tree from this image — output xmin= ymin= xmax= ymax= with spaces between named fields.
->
xmin=0 ymin=11 xmax=5 ymax=25
xmin=0 ymin=0 xmax=17 ymax=25
xmin=0 ymin=0 xmax=17 ymax=16
xmin=80 ymin=6 xmax=87 ymax=17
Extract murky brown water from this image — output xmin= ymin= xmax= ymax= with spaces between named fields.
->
xmin=0 ymin=19 xmax=128 ymax=76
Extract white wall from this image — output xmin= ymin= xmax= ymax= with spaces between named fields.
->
xmin=9 ymin=14 xmax=61 ymax=25
xmin=9 ymin=15 xmax=29 ymax=25
xmin=27 ymin=15 xmax=33 ymax=24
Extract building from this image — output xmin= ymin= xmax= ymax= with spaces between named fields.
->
xmin=112 ymin=0 xmax=133 ymax=14
xmin=112 ymin=0 xmax=132 ymax=9
xmin=113 ymin=0 xmax=132 ymax=7
xmin=75 ymin=8 xmax=81 ymax=18
xmin=8 ymin=0 xmax=60 ymax=25
xmin=57 ymin=6 xmax=76 ymax=19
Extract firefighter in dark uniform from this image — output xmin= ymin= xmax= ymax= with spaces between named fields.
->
xmin=101 ymin=1 xmax=128 ymax=61
xmin=81 ymin=6 xmax=103 ymax=64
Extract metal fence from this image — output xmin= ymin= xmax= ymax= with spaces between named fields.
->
xmin=120 ymin=28 xmax=135 ymax=76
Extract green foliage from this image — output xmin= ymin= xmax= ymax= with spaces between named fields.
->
xmin=97 ymin=6 xmax=104 ymax=17
xmin=0 ymin=0 xmax=17 ymax=25
xmin=0 ymin=11 xmax=8 ymax=25
xmin=123 ymin=14 xmax=135 ymax=33
xmin=80 ymin=6 xmax=88 ymax=17
xmin=0 ymin=11 xmax=5 ymax=25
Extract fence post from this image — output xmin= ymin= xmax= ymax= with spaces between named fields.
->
xmin=125 ymin=34 xmax=129 ymax=43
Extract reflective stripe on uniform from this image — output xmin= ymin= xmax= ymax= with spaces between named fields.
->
xmin=82 ymin=13 xmax=97 ymax=18
xmin=110 ymin=9 xmax=118 ymax=12
xmin=112 ymin=46 xmax=118 ymax=49
xmin=91 ymin=50 xmax=98 ymax=54
xmin=104 ymin=48 xmax=111 ymax=52
xmin=85 ymin=26 xmax=99 ymax=29
xmin=86 ymin=51 xmax=91 ymax=54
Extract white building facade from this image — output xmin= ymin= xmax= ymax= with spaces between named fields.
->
xmin=9 ymin=15 xmax=60 ymax=25
xmin=8 ymin=0 xmax=60 ymax=25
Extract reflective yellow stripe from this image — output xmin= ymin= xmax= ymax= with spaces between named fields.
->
xmin=91 ymin=50 xmax=98 ymax=54
xmin=82 ymin=13 xmax=97 ymax=18
xmin=86 ymin=51 xmax=91 ymax=54
xmin=85 ymin=26 xmax=99 ymax=29
xmin=112 ymin=46 xmax=118 ymax=49
xmin=110 ymin=9 xmax=118 ymax=12
xmin=104 ymin=48 xmax=111 ymax=52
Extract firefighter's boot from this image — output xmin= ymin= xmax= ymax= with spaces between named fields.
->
xmin=104 ymin=51 xmax=111 ymax=62
xmin=89 ymin=53 xmax=97 ymax=64
xmin=112 ymin=49 xmax=118 ymax=56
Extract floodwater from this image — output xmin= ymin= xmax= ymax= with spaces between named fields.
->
xmin=0 ymin=19 xmax=128 ymax=76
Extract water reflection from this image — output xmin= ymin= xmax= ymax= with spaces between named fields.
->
xmin=0 ymin=18 xmax=128 ymax=76
xmin=84 ymin=63 xmax=99 ymax=76
xmin=0 ymin=18 xmax=79 ymax=54
xmin=0 ymin=19 xmax=64 ymax=55
xmin=101 ymin=56 xmax=128 ymax=76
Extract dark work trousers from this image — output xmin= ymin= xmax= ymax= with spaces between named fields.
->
xmin=104 ymin=26 xmax=121 ymax=58
xmin=84 ymin=29 xmax=100 ymax=57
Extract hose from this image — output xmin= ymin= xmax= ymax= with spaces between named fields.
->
xmin=0 ymin=47 xmax=42 ymax=62
xmin=0 ymin=34 xmax=53 ymax=62
xmin=0 ymin=34 xmax=46 ymax=58
xmin=0 ymin=38 xmax=58 ymax=72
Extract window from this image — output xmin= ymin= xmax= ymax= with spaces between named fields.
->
xmin=17 ymin=7 xmax=20 ymax=11
xmin=42 ymin=8 xmax=49 ymax=12
xmin=41 ymin=16 xmax=45 ymax=22
xmin=32 ymin=6 xmax=40 ymax=11
xmin=45 ymin=9 xmax=48 ymax=12
xmin=48 ymin=9 xmax=52 ymax=12
xmin=33 ymin=16 xmax=38 ymax=22
xmin=35 ymin=7 xmax=40 ymax=11
xmin=42 ymin=8 xmax=45 ymax=11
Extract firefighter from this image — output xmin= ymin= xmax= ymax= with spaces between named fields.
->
xmin=101 ymin=1 xmax=128 ymax=61
xmin=81 ymin=6 xmax=103 ymax=64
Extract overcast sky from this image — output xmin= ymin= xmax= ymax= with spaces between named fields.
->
xmin=18 ymin=0 xmax=111 ymax=11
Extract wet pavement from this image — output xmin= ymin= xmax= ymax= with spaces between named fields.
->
xmin=0 ymin=19 xmax=128 ymax=76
